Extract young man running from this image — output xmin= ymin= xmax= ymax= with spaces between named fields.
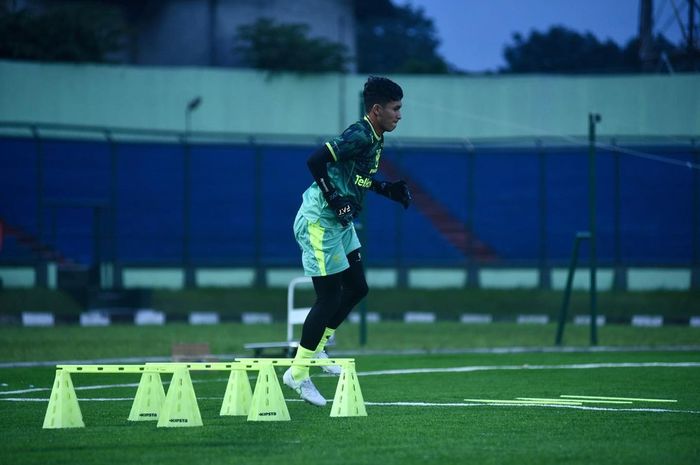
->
xmin=284 ymin=76 xmax=412 ymax=406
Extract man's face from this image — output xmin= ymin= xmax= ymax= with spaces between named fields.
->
xmin=374 ymin=100 xmax=402 ymax=133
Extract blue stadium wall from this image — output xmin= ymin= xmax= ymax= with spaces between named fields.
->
xmin=1 ymin=136 xmax=697 ymax=275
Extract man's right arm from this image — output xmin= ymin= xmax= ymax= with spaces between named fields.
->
xmin=306 ymin=145 xmax=336 ymax=195
xmin=307 ymin=145 xmax=356 ymax=226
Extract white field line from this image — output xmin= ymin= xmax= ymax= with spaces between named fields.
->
xmin=357 ymin=362 xmax=700 ymax=377
xmin=3 ymin=345 xmax=700 ymax=369
xmin=0 ymin=396 xmax=227 ymax=402
xmin=0 ymin=377 xmax=232 ymax=396
xmin=1 ymin=361 xmax=698 ymax=396
xmin=2 ymin=396 xmax=698 ymax=415
xmin=364 ymin=401 xmax=700 ymax=415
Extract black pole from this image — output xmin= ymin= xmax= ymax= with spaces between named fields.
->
xmin=183 ymin=97 xmax=200 ymax=288
xmin=183 ymin=137 xmax=194 ymax=287
xmin=107 ymin=130 xmax=120 ymax=289
xmin=588 ymin=113 xmax=601 ymax=345
xmin=466 ymin=146 xmax=477 ymax=287
xmin=32 ymin=126 xmax=47 ymax=287
xmin=689 ymin=0 xmax=697 ymax=70
xmin=253 ymin=138 xmax=265 ymax=287
xmin=692 ymin=139 xmax=700 ymax=288
xmin=613 ymin=140 xmax=624 ymax=290
xmin=537 ymin=140 xmax=549 ymax=289
xmin=555 ymin=231 xmax=590 ymax=345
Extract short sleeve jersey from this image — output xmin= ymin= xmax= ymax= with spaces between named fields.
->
xmin=298 ymin=116 xmax=383 ymax=228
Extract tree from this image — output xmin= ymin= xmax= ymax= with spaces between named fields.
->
xmin=234 ymin=18 xmax=350 ymax=73
xmin=354 ymin=0 xmax=451 ymax=74
xmin=502 ymin=25 xmax=680 ymax=74
xmin=0 ymin=2 xmax=125 ymax=63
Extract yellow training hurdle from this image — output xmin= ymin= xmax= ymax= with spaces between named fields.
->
xmin=42 ymin=358 xmax=366 ymax=429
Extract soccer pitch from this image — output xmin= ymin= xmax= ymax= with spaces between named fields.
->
xmin=1 ymin=324 xmax=699 ymax=465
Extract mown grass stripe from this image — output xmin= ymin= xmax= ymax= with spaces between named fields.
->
xmin=561 ymin=395 xmax=678 ymax=403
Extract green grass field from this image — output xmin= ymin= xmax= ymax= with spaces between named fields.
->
xmin=1 ymin=323 xmax=699 ymax=465
xmin=2 ymin=288 xmax=699 ymax=322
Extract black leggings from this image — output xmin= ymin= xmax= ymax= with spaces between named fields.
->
xmin=299 ymin=248 xmax=369 ymax=350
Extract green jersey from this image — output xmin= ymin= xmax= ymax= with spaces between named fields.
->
xmin=298 ymin=115 xmax=383 ymax=228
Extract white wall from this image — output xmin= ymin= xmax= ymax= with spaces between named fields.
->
xmin=1 ymin=60 xmax=698 ymax=140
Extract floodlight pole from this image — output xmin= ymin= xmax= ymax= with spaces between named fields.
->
xmin=588 ymin=113 xmax=601 ymax=346
xmin=185 ymin=96 xmax=201 ymax=134
xmin=183 ymin=97 xmax=202 ymax=288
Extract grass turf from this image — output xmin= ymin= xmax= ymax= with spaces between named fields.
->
xmin=1 ymin=324 xmax=700 ymax=464
xmin=2 ymin=288 xmax=699 ymax=322
xmin=1 ymin=349 xmax=699 ymax=465
xmin=0 ymin=322 xmax=699 ymax=361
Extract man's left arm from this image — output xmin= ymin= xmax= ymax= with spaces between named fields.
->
xmin=370 ymin=179 xmax=412 ymax=209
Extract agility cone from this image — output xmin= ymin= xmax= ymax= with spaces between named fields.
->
xmin=220 ymin=369 xmax=252 ymax=416
xmin=128 ymin=372 xmax=166 ymax=421
xmin=157 ymin=368 xmax=203 ymax=427
xmin=330 ymin=362 xmax=367 ymax=417
xmin=43 ymin=370 xmax=84 ymax=428
xmin=247 ymin=364 xmax=290 ymax=421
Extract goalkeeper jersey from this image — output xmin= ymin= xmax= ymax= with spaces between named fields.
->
xmin=298 ymin=115 xmax=383 ymax=228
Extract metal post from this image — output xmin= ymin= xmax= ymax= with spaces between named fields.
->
xmin=395 ymin=148 xmax=407 ymax=289
xmin=32 ymin=126 xmax=47 ymax=287
xmin=612 ymin=140 xmax=625 ymax=290
xmin=692 ymin=139 xmax=700 ymax=288
xmin=183 ymin=137 xmax=194 ymax=287
xmin=183 ymin=97 xmax=201 ymax=288
xmin=537 ymin=140 xmax=550 ymax=289
xmin=92 ymin=207 xmax=102 ymax=288
xmin=253 ymin=138 xmax=265 ymax=287
xmin=466 ymin=146 xmax=478 ymax=287
xmin=106 ymin=130 xmax=121 ymax=288
xmin=358 ymin=91 xmax=367 ymax=346
xmin=588 ymin=113 xmax=601 ymax=345
xmin=555 ymin=231 xmax=591 ymax=345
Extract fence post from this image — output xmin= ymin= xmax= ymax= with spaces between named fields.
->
xmin=465 ymin=145 xmax=478 ymax=288
xmin=692 ymin=139 xmax=700 ymax=289
xmin=588 ymin=113 xmax=601 ymax=345
xmin=537 ymin=139 xmax=550 ymax=290
xmin=612 ymin=140 xmax=626 ymax=290
xmin=31 ymin=126 xmax=47 ymax=287
xmin=555 ymin=231 xmax=590 ymax=346
xmin=252 ymin=138 xmax=266 ymax=287
xmin=182 ymin=135 xmax=195 ymax=288
xmin=106 ymin=130 xmax=121 ymax=289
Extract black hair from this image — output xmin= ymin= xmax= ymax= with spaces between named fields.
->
xmin=363 ymin=76 xmax=403 ymax=113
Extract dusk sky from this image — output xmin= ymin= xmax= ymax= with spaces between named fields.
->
xmin=397 ymin=0 xmax=687 ymax=72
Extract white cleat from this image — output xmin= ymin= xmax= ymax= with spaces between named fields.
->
xmin=315 ymin=350 xmax=342 ymax=376
xmin=283 ymin=368 xmax=327 ymax=407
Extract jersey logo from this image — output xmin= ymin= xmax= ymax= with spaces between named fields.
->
xmin=354 ymin=174 xmax=372 ymax=188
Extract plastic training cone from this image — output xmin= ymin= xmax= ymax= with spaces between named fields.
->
xmin=330 ymin=362 xmax=367 ymax=417
xmin=157 ymin=368 xmax=203 ymax=427
xmin=220 ymin=369 xmax=252 ymax=416
xmin=43 ymin=370 xmax=84 ymax=428
xmin=247 ymin=364 xmax=290 ymax=421
xmin=128 ymin=372 xmax=166 ymax=421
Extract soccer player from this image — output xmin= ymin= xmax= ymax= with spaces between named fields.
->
xmin=283 ymin=76 xmax=412 ymax=406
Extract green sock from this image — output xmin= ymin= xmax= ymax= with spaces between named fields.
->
xmin=314 ymin=328 xmax=336 ymax=355
xmin=291 ymin=345 xmax=315 ymax=381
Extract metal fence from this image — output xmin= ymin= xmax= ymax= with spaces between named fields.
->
xmin=1 ymin=122 xmax=698 ymax=289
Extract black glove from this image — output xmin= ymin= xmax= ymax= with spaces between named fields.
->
xmin=372 ymin=180 xmax=412 ymax=209
xmin=324 ymin=189 xmax=357 ymax=226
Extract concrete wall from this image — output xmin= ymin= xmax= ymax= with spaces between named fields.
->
xmin=1 ymin=60 xmax=698 ymax=139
